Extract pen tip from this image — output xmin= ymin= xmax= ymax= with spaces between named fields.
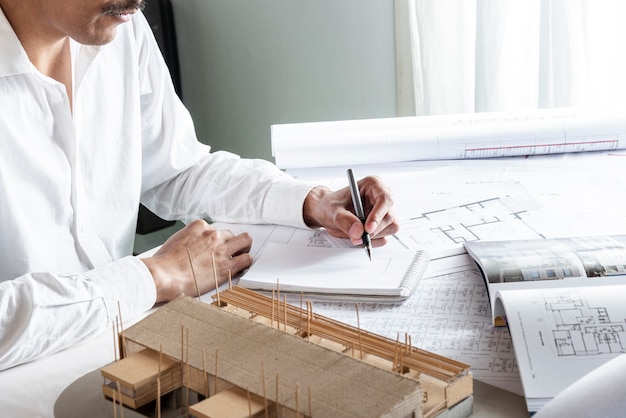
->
xmin=366 ymin=245 xmax=372 ymax=261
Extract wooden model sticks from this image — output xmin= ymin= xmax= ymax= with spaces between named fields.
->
xmin=103 ymin=286 xmax=473 ymax=418
xmin=215 ymin=286 xmax=469 ymax=382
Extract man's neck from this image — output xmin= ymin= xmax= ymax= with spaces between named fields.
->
xmin=0 ymin=0 xmax=73 ymax=107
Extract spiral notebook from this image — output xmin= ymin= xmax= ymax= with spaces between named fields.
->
xmin=237 ymin=242 xmax=430 ymax=302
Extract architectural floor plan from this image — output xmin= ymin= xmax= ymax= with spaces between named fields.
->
xmin=398 ymin=195 xmax=543 ymax=258
xmin=545 ymin=292 xmax=626 ymax=357
xmin=492 ymin=280 xmax=626 ymax=403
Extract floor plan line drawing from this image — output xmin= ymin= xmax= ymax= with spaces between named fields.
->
xmin=414 ymin=198 xmax=529 ymax=243
xmin=399 ymin=196 xmax=543 ymax=254
xmin=543 ymin=292 xmax=626 ymax=357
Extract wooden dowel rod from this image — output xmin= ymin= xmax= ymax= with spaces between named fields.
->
xmin=214 ymin=349 xmax=219 ymax=396
xmin=211 ymin=252 xmax=220 ymax=306
xmin=203 ymin=349 xmax=209 ymax=398
xmin=261 ymin=362 xmax=269 ymax=418
xmin=284 ymin=294 xmax=288 ymax=332
xmin=186 ymin=246 xmax=201 ymax=300
xmin=112 ymin=388 xmax=117 ymax=418
xmin=356 ymin=303 xmax=363 ymax=360
xmin=295 ymin=383 xmax=300 ymax=418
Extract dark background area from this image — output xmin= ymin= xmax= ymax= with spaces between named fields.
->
xmin=143 ymin=0 xmax=181 ymax=97
xmin=136 ymin=0 xmax=182 ymax=234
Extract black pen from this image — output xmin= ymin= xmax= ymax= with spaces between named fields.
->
xmin=347 ymin=168 xmax=372 ymax=261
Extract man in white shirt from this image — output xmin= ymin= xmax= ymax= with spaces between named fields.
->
xmin=0 ymin=0 xmax=398 ymax=371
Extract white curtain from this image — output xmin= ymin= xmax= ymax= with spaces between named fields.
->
xmin=395 ymin=0 xmax=626 ymax=116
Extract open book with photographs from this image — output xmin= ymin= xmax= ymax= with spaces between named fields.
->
xmin=464 ymin=234 xmax=626 ymax=413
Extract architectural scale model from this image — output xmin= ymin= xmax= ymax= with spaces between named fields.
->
xmin=101 ymin=286 xmax=472 ymax=417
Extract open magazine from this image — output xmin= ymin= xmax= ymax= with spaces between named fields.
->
xmin=465 ymin=234 xmax=626 ymax=325
xmin=464 ymin=235 xmax=626 ymax=413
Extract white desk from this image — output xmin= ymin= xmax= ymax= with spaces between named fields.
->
xmin=53 ymin=362 xmax=529 ymax=417
xmin=0 ymin=328 xmax=115 ymax=417
xmin=2 ymin=151 xmax=625 ymax=417
xmin=0 ymin=314 xmax=527 ymax=418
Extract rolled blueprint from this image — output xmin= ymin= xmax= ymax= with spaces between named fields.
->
xmin=271 ymin=106 xmax=626 ymax=169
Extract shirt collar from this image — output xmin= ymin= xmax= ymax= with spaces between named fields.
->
xmin=0 ymin=6 xmax=103 ymax=80
xmin=0 ymin=5 xmax=33 ymax=76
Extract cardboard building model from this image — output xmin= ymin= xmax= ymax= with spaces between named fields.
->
xmin=101 ymin=286 xmax=472 ymax=417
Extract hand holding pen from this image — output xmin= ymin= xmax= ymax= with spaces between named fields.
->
xmin=301 ymin=173 xmax=399 ymax=250
xmin=347 ymin=168 xmax=373 ymax=260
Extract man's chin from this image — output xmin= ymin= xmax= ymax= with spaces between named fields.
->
xmin=78 ymin=22 xmax=125 ymax=46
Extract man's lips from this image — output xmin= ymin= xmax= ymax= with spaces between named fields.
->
xmin=105 ymin=9 xmax=136 ymax=16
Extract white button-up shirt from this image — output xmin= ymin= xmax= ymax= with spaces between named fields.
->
xmin=0 ymin=10 xmax=313 ymax=370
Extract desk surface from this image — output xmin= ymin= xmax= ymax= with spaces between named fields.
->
xmin=2 ymin=152 xmax=624 ymax=417
xmin=0 ymin=316 xmax=528 ymax=418
xmin=54 ymin=367 xmax=529 ymax=418
xmin=0 ymin=305 xmax=529 ymax=418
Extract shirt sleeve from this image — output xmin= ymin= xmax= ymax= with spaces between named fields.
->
xmin=130 ymin=13 xmax=316 ymax=228
xmin=0 ymin=257 xmax=156 ymax=372
xmin=142 ymin=150 xmax=317 ymax=228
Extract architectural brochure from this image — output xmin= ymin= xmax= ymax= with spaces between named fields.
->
xmin=464 ymin=235 xmax=626 ymax=412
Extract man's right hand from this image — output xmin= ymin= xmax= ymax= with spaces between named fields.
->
xmin=141 ymin=219 xmax=253 ymax=303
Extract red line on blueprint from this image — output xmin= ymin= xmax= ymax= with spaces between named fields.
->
xmin=466 ymin=139 xmax=618 ymax=152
